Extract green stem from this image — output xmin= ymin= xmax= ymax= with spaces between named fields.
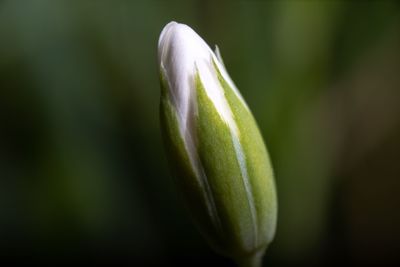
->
xmin=235 ymin=250 xmax=264 ymax=267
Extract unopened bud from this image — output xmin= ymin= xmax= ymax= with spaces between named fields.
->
xmin=158 ymin=21 xmax=277 ymax=267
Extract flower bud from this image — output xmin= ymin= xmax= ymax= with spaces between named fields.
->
xmin=158 ymin=21 xmax=277 ymax=267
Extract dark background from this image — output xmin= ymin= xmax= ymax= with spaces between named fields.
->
xmin=1 ymin=0 xmax=400 ymax=265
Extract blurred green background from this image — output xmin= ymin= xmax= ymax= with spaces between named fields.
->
xmin=1 ymin=0 xmax=400 ymax=265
